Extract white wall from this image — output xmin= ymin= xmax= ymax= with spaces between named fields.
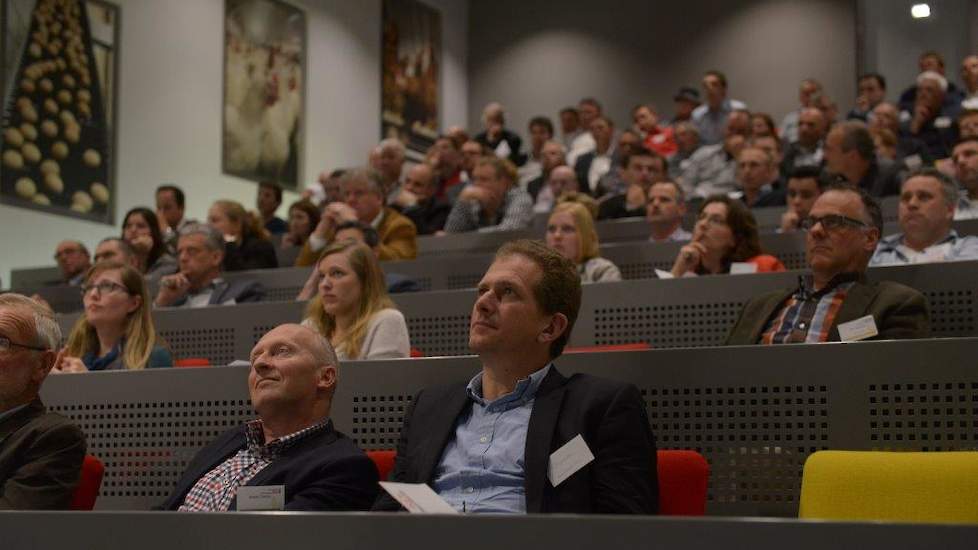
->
xmin=468 ymin=0 xmax=855 ymax=143
xmin=0 ymin=0 xmax=468 ymax=284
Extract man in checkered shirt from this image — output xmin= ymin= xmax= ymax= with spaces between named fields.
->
xmin=159 ymin=324 xmax=378 ymax=511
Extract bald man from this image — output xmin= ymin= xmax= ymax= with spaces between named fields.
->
xmin=160 ymin=324 xmax=378 ymax=511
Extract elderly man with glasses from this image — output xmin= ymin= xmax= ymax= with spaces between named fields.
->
xmin=0 ymin=294 xmax=86 ymax=509
xmin=726 ymin=184 xmax=930 ymax=344
xmin=51 ymin=240 xmax=91 ymax=286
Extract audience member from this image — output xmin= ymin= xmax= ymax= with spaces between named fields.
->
xmin=670 ymin=195 xmax=786 ymax=277
xmin=519 ymin=116 xmax=554 ymax=185
xmin=430 ymin=136 xmax=465 ymax=201
xmin=56 ymin=262 xmax=172 ymax=372
xmin=869 ymin=102 xmax=930 ymax=167
xmin=376 ymin=139 xmax=406 ymax=200
xmin=154 ymin=224 xmax=264 ymax=308
xmin=962 ymin=55 xmax=978 ymax=109
xmin=533 ymin=165 xmax=579 ymax=214
xmin=546 ymin=200 xmax=621 ymax=283
xmin=823 ymin=121 xmax=901 ymax=196
xmin=303 ymin=169 xmax=345 ymax=207
xmin=668 ymin=121 xmax=701 ymax=178
xmin=847 ymin=73 xmax=887 ymax=121
xmin=871 ymin=168 xmax=978 ymax=265
xmin=156 ymin=184 xmax=194 ymax=255
xmin=257 ymin=182 xmax=287 ymax=236
xmin=780 ymin=78 xmax=822 ymax=144
xmin=444 ymin=156 xmax=533 ymax=233
xmin=280 ymin=200 xmax=321 ymax=251
xmin=526 ymin=140 xmax=567 ymax=201
xmin=574 ymin=116 xmax=616 ymax=196
xmin=692 ymin=70 xmax=747 ymax=145
xmin=897 ymin=51 xmax=964 ymax=115
xmin=303 ymin=241 xmax=410 ymax=360
xmin=475 ymin=102 xmax=523 ymax=165
xmin=952 ymin=138 xmax=978 ymax=219
xmin=958 ymin=109 xmax=978 ymax=140
xmin=0 ymin=294 xmax=85 ymax=509
xmin=93 ymin=237 xmax=139 ymax=270
xmin=302 ymin=221 xmax=421 ymax=294
xmin=160 ymin=324 xmax=378 ymax=511
xmin=902 ymin=71 xmax=960 ymax=160
xmin=446 ymin=126 xmax=470 ymax=149
xmin=727 ymin=184 xmax=930 ymax=344
xmin=567 ymin=97 xmax=602 ymax=165
xmin=208 ymin=200 xmax=278 ymax=271
xmin=669 ymin=86 xmax=701 ymax=126
xmin=391 ymin=163 xmax=451 ymax=235
xmin=460 ymin=139 xmax=484 ymax=183
xmin=681 ymin=109 xmax=750 ymax=198
xmin=781 ymin=107 xmax=826 ymax=175
xmin=633 ymin=104 xmax=677 ymax=158
xmin=750 ymin=135 xmax=785 ymax=177
xmin=750 ymin=112 xmax=778 ymax=139
xmin=373 ymin=240 xmax=657 ymax=514
xmin=735 ymin=146 xmax=785 ymax=208
xmin=646 ymin=181 xmax=691 ymax=243
xmin=599 ymin=148 xmax=667 ymax=220
xmin=559 ymin=106 xmax=582 ymax=150
xmin=51 ymin=240 xmax=90 ymax=286
xmin=779 ymin=166 xmax=824 ymax=233
xmin=122 ymin=207 xmax=177 ymax=279
xmin=297 ymin=168 xmax=417 ymax=264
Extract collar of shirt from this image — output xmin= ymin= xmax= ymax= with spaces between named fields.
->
xmin=796 ymin=271 xmax=864 ymax=300
xmin=880 ymin=230 xmax=959 ymax=251
xmin=466 ymin=363 xmax=552 ymax=411
xmin=0 ymin=402 xmax=30 ymax=424
xmin=370 ymin=209 xmax=386 ymax=230
xmin=244 ymin=417 xmax=333 ymax=460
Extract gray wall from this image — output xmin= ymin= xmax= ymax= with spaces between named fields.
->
xmin=468 ymin=0 xmax=856 ymax=141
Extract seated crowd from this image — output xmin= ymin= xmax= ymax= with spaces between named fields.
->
xmin=6 ymin=50 xmax=978 ymax=514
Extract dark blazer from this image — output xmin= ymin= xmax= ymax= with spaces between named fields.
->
xmin=400 ymin=198 xmax=451 ymax=235
xmin=373 ymin=366 xmax=658 ymax=514
xmin=597 ymin=193 xmax=644 ymax=220
xmin=475 ymin=129 xmax=524 ymax=166
xmin=160 ymin=420 xmax=378 ymax=511
xmin=725 ymin=278 xmax=931 ymax=345
xmin=0 ymin=398 xmax=86 ymax=510
xmin=573 ymin=152 xmax=611 ymax=197
xmin=170 ymin=278 xmax=265 ymax=307
xmin=224 ymin=237 xmax=279 ymax=272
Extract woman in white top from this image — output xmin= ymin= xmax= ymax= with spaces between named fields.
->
xmin=303 ymin=241 xmax=410 ymax=360
xmin=545 ymin=198 xmax=622 ymax=284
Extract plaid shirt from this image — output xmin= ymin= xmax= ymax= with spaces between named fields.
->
xmin=178 ymin=418 xmax=331 ymax=511
xmin=760 ymin=274 xmax=859 ymax=344
xmin=443 ymin=187 xmax=534 ymax=233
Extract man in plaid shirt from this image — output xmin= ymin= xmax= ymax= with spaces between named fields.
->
xmin=159 ymin=324 xmax=378 ymax=511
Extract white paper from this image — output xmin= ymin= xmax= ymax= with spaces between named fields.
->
xmin=378 ymin=482 xmax=459 ymax=514
xmin=548 ymin=434 xmax=595 ymax=487
xmin=237 ymin=485 xmax=285 ymax=511
xmin=935 ymin=116 xmax=952 ymax=129
xmin=729 ymin=262 xmax=758 ymax=275
xmin=494 ymin=140 xmax=512 ymax=159
xmin=904 ymin=154 xmax=923 ymax=171
xmin=654 ymin=269 xmax=674 ymax=279
xmin=837 ymin=315 xmax=879 ymax=342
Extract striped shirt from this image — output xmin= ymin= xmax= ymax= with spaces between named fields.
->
xmin=760 ymin=274 xmax=859 ymax=344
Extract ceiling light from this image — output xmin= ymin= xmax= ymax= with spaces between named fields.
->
xmin=911 ymin=3 xmax=931 ymax=18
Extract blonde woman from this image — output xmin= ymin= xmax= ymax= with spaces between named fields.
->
xmin=303 ymin=241 xmax=410 ymax=360
xmin=57 ymin=261 xmax=172 ymax=372
xmin=207 ymin=199 xmax=278 ymax=271
xmin=545 ymin=198 xmax=622 ymax=284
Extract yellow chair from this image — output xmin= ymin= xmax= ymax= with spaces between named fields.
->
xmin=799 ymin=451 xmax=978 ymax=524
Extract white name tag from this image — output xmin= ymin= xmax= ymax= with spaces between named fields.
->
xmin=548 ymin=434 xmax=595 ymax=487
xmin=378 ymin=482 xmax=459 ymax=514
xmin=654 ymin=269 xmax=674 ymax=279
xmin=729 ymin=262 xmax=758 ymax=274
xmin=904 ymin=154 xmax=923 ymax=170
xmin=236 ymin=485 xmax=285 ymax=511
xmin=837 ymin=315 xmax=879 ymax=342
xmin=935 ymin=116 xmax=952 ymax=129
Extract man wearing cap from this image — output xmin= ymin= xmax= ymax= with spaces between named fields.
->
xmin=668 ymin=86 xmax=701 ymax=127
xmin=901 ymin=71 xmax=961 ymax=159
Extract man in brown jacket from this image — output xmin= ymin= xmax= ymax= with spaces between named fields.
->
xmin=0 ymin=294 xmax=85 ymax=509
xmin=726 ymin=184 xmax=930 ymax=344
xmin=296 ymin=168 xmax=417 ymax=265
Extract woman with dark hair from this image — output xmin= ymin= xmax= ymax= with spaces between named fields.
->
xmin=750 ymin=112 xmax=779 ymax=139
xmin=281 ymin=199 xmax=322 ymax=250
xmin=670 ymin=195 xmax=785 ymax=277
xmin=122 ymin=207 xmax=176 ymax=278
xmin=208 ymin=199 xmax=278 ymax=271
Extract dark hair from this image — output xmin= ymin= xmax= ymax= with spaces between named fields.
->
xmin=920 ymin=50 xmax=945 ymax=68
xmin=903 ymin=166 xmax=959 ymax=207
xmin=788 ymin=166 xmax=826 ymax=190
xmin=957 ymin=109 xmax=978 ymax=123
xmin=495 ymin=239 xmax=581 ymax=359
xmin=834 ymin=120 xmax=876 ymax=161
xmin=955 ymin=136 xmax=978 ymax=149
xmin=858 ymin=73 xmax=886 ymax=91
xmin=704 ymin=69 xmax=728 ymax=88
xmin=329 ymin=168 xmax=346 ymax=179
xmin=622 ymin=147 xmax=664 ymax=171
xmin=528 ymin=116 xmax=554 ymax=137
xmin=259 ymin=181 xmax=283 ymax=205
xmin=288 ymin=200 xmax=321 ymax=243
xmin=559 ymin=107 xmax=579 ymax=117
xmin=122 ymin=207 xmax=166 ymax=271
xmin=97 ymin=236 xmax=134 ymax=257
xmin=335 ymin=220 xmax=380 ymax=248
xmin=578 ymin=97 xmax=603 ymax=112
xmin=823 ymin=183 xmax=883 ymax=236
xmin=700 ymin=195 xmax=762 ymax=270
xmin=156 ymin=184 xmax=185 ymax=209
xmin=750 ymin=112 xmax=778 ymax=138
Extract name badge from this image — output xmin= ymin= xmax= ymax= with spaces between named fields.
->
xmin=729 ymin=262 xmax=758 ymax=274
xmin=934 ymin=116 xmax=952 ymax=129
xmin=237 ymin=485 xmax=285 ymax=511
xmin=837 ymin=315 xmax=879 ymax=342
xmin=378 ymin=482 xmax=458 ymax=514
xmin=548 ymin=434 xmax=595 ymax=487
xmin=904 ymin=154 xmax=923 ymax=170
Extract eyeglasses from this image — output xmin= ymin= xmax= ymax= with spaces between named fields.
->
xmin=80 ymin=281 xmax=130 ymax=296
xmin=800 ymin=214 xmax=869 ymax=232
xmin=0 ymin=335 xmax=48 ymax=353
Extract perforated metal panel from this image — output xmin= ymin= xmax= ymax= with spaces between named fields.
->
xmin=868 ymin=381 xmax=978 ymax=451
xmin=924 ymin=290 xmax=975 ymax=336
xmin=159 ymin=327 xmax=236 ymax=365
xmin=406 ymin=315 xmax=471 ymax=356
xmin=447 ymin=274 xmax=482 ymax=289
xmin=593 ymin=302 xmax=745 ymax=348
xmin=617 ymin=259 xmax=674 ymax=280
xmin=776 ymin=251 xmax=807 ymax=271
xmin=264 ymin=286 xmax=303 ymax=302
xmin=349 ymin=394 xmax=413 ymax=450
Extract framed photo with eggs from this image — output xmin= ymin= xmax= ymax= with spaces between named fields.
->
xmin=1 ymin=0 xmax=119 ymax=223
xmin=222 ymin=0 xmax=305 ymax=190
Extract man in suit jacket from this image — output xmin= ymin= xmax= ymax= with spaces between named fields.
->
xmin=0 ymin=294 xmax=86 ymax=509
xmin=154 ymin=224 xmax=264 ymax=308
xmin=727 ymin=184 xmax=930 ymax=344
xmin=373 ymin=240 xmax=658 ymax=514
xmin=160 ymin=324 xmax=377 ymax=511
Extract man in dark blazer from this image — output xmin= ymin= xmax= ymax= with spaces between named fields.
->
xmin=727 ymin=184 xmax=930 ymax=344
xmin=0 ymin=294 xmax=86 ymax=509
xmin=373 ymin=240 xmax=658 ymax=514
xmin=160 ymin=324 xmax=377 ymax=511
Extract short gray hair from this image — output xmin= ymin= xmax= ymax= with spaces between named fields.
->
xmin=179 ymin=223 xmax=224 ymax=252
xmin=341 ymin=167 xmax=385 ymax=197
xmin=0 ymin=294 xmax=61 ymax=350
xmin=378 ymin=138 xmax=405 ymax=158
xmin=904 ymin=167 xmax=959 ymax=207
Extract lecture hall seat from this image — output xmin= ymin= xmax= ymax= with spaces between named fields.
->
xmin=70 ymin=455 xmax=105 ymax=511
xmin=173 ymin=358 xmax=211 ymax=368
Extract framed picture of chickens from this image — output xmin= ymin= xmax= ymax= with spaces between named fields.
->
xmin=1 ymin=0 xmax=120 ymax=223
xmin=381 ymin=0 xmax=440 ymax=159
xmin=222 ymin=0 xmax=304 ymax=190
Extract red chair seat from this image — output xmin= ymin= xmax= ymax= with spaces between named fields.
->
xmin=657 ymin=450 xmax=709 ymax=515
xmin=70 ymin=455 xmax=105 ymax=510
xmin=367 ymin=450 xmax=397 ymax=481
xmin=564 ymin=343 xmax=651 ymax=354
xmin=174 ymin=358 xmax=211 ymax=368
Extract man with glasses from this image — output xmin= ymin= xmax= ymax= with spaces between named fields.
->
xmin=727 ymin=184 xmax=930 ymax=344
xmin=0 ymin=294 xmax=86 ymax=509
xmin=50 ymin=240 xmax=91 ymax=286
xmin=93 ymin=237 xmax=139 ymax=270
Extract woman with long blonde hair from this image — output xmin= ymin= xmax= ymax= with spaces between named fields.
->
xmin=207 ymin=199 xmax=278 ymax=271
xmin=303 ymin=241 xmax=410 ymax=360
xmin=56 ymin=261 xmax=172 ymax=372
xmin=545 ymin=197 xmax=622 ymax=283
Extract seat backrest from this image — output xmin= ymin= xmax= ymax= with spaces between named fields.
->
xmin=70 ymin=455 xmax=105 ymax=510
xmin=656 ymin=450 xmax=709 ymax=516
xmin=799 ymin=451 xmax=978 ymax=524
xmin=367 ymin=450 xmax=397 ymax=482
xmin=564 ymin=343 xmax=651 ymax=354
xmin=174 ymin=358 xmax=211 ymax=368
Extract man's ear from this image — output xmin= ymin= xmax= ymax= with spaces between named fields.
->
xmin=863 ymin=227 xmax=881 ymax=253
xmin=318 ymin=365 xmax=337 ymax=393
xmin=538 ymin=313 xmax=569 ymax=345
xmin=35 ymin=349 xmax=56 ymax=382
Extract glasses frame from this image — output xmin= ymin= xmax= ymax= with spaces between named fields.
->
xmin=800 ymin=214 xmax=870 ymax=232
xmin=0 ymin=335 xmax=48 ymax=353
xmin=80 ymin=281 xmax=131 ymax=297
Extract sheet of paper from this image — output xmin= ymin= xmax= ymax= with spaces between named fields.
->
xmin=729 ymin=262 xmax=758 ymax=275
xmin=378 ymin=482 xmax=459 ymax=514
xmin=837 ymin=315 xmax=879 ymax=342
xmin=654 ymin=269 xmax=674 ymax=279
xmin=237 ymin=485 xmax=285 ymax=511
xmin=548 ymin=434 xmax=595 ymax=487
